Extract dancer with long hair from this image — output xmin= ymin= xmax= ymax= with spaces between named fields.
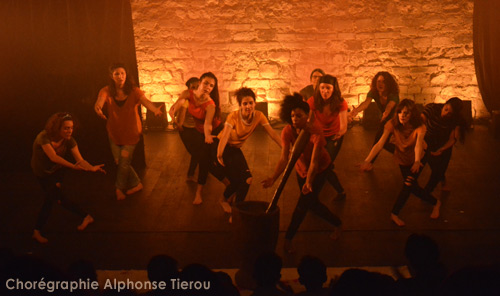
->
xmin=94 ymin=63 xmax=162 ymax=200
xmin=31 ymin=112 xmax=105 ymax=243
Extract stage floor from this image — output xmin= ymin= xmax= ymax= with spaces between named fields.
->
xmin=1 ymin=124 xmax=499 ymax=272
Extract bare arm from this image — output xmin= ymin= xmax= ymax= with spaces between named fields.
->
xmin=303 ymin=140 xmax=321 ymax=194
xmin=411 ymin=126 xmax=426 ymax=173
xmin=432 ymin=126 xmax=459 ymax=155
xmin=71 ymin=146 xmax=106 ymax=173
xmin=217 ymin=123 xmax=232 ymax=166
xmin=204 ymin=104 xmax=216 ymax=144
xmin=361 ymin=127 xmax=391 ymax=170
xmin=41 ymin=144 xmax=78 ymax=170
xmin=381 ymin=100 xmax=396 ymax=122
xmin=349 ymin=96 xmax=372 ymax=118
xmin=94 ymin=88 xmax=108 ymax=120
xmin=263 ymin=124 xmax=282 ymax=148
xmin=262 ymin=139 xmax=290 ymax=188
xmin=139 ymin=93 xmax=162 ymax=116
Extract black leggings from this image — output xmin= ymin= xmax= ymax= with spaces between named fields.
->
xmin=324 ymin=136 xmax=345 ymax=193
xmin=187 ymin=125 xmax=225 ymax=185
xmin=285 ymin=170 xmax=342 ymax=240
xmin=35 ymin=171 xmax=87 ymax=231
xmin=392 ymin=160 xmax=437 ymax=215
xmin=424 ymin=148 xmax=452 ymax=193
xmin=371 ymin=120 xmax=396 ymax=164
xmin=219 ymin=145 xmax=252 ymax=203
xmin=178 ymin=126 xmax=200 ymax=177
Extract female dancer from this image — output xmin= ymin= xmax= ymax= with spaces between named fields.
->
xmin=175 ymin=72 xmax=225 ymax=204
xmin=169 ymin=77 xmax=200 ymax=182
xmin=216 ymin=87 xmax=281 ymax=213
xmin=422 ymin=97 xmax=466 ymax=193
xmin=31 ymin=112 xmax=105 ymax=243
xmin=307 ymin=74 xmax=347 ymax=199
xmin=350 ymin=71 xmax=400 ymax=170
xmin=360 ymin=99 xmax=441 ymax=226
xmin=263 ymin=93 xmax=342 ymax=253
xmin=299 ymin=68 xmax=325 ymax=100
xmin=95 ymin=63 xmax=162 ymax=200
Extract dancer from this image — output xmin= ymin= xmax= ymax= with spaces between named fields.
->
xmin=216 ymin=87 xmax=281 ymax=214
xmin=349 ymin=71 xmax=400 ymax=170
xmin=299 ymin=68 xmax=325 ymax=100
xmin=307 ymin=74 xmax=347 ymax=199
xmin=422 ymin=97 xmax=466 ymax=193
xmin=175 ymin=72 xmax=225 ymax=204
xmin=360 ymin=99 xmax=441 ymax=226
xmin=31 ymin=112 xmax=105 ymax=243
xmin=263 ymin=93 xmax=342 ymax=253
xmin=169 ymin=77 xmax=200 ymax=182
xmin=94 ymin=63 xmax=162 ymax=200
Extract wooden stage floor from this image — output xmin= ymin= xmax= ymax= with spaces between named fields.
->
xmin=1 ymin=123 xmax=499 ymax=272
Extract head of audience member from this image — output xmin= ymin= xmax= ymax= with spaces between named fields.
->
xmin=198 ymin=72 xmax=221 ymax=118
xmin=280 ymin=93 xmax=310 ymax=130
xmin=298 ymin=255 xmax=327 ymax=292
xmin=45 ymin=112 xmax=78 ymax=142
xmin=440 ymin=264 xmax=500 ymax=296
xmin=108 ymin=62 xmax=136 ymax=96
xmin=215 ymin=271 xmax=240 ymax=296
xmin=236 ymin=87 xmax=256 ymax=119
xmin=331 ymin=268 xmax=396 ymax=296
xmin=392 ymin=99 xmax=422 ymax=130
xmin=405 ymin=233 xmax=442 ymax=275
xmin=179 ymin=263 xmax=218 ymax=296
xmin=147 ymin=254 xmax=178 ymax=284
xmin=370 ymin=71 xmax=399 ymax=96
xmin=252 ymin=252 xmax=283 ymax=288
xmin=313 ymin=74 xmax=344 ymax=113
xmin=185 ymin=77 xmax=200 ymax=91
xmin=309 ymin=68 xmax=325 ymax=89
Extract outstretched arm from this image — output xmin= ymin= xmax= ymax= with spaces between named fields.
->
xmin=411 ymin=126 xmax=426 ymax=173
xmin=203 ymin=104 xmax=216 ymax=144
xmin=360 ymin=127 xmax=391 ymax=171
xmin=263 ymin=124 xmax=282 ymax=148
xmin=217 ymin=123 xmax=232 ymax=166
xmin=381 ymin=100 xmax=396 ymax=122
xmin=139 ymin=93 xmax=162 ymax=116
xmin=71 ymin=146 xmax=106 ymax=173
xmin=432 ymin=126 xmax=459 ymax=156
xmin=262 ymin=139 xmax=290 ymax=188
xmin=94 ymin=88 xmax=108 ymax=120
xmin=333 ymin=110 xmax=348 ymax=140
xmin=349 ymin=96 xmax=372 ymax=119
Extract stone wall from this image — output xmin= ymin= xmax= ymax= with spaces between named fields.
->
xmin=131 ymin=0 xmax=487 ymax=120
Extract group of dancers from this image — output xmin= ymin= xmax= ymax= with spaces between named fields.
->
xmin=31 ymin=65 xmax=466 ymax=253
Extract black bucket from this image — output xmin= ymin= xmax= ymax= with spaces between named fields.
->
xmin=232 ymin=201 xmax=280 ymax=290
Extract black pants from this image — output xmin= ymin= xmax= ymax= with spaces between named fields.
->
xmin=285 ymin=170 xmax=342 ymax=240
xmin=187 ymin=125 xmax=225 ymax=185
xmin=325 ymin=136 xmax=345 ymax=193
xmin=178 ymin=126 xmax=199 ymax=177
xmin=424 ymin=148 xmax=452 ymax=193
xmin=219 ymin=145 xmax=252 ymax=203
xmin=392 ymin=160 xmax=437 ymax=215
xmin=35 ymin=170 xmax=87 ymax=231
xmin=371 ymin=119 xmax=396 ymax=163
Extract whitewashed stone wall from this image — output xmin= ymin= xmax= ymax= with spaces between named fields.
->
xmin=131 ymin=0 xmax=487 ymax=120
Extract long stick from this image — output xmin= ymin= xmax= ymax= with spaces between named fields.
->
xmin=266 ymin=129 xmax=311 ymax=213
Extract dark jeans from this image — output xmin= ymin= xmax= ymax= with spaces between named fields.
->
xmin=424 ymin=148 xmax=452 ymax=193
xmin=35 ymin=170 xmax=87 ymax=231
xmin=325 ymin=136 xmax=345 ymax=193
xmin=220 ymin=145 xmax=252 ymax=203
xmin=392 ymin=160 xmax=437 ymax=215
xmin=178 ymin=126 xmax=200 ymax=177
xmin=285 ymin=170 xmax=342 ymax=240
xmin=371 ymin=119 xmax=396 ymax=164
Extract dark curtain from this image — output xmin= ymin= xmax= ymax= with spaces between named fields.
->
xmin=473 ymin=0 xmax=500 ymax=113
xmin=0 ymin=0 xmax=145 ymax=172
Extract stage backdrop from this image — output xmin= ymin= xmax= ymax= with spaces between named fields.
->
xmin=0 ymin=0 xmax=144 ymax=172
xmin=474 ymin=0 xmax=500 ymax=113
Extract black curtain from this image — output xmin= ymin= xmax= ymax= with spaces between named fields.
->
xmin=473 ymin=0 xmax=500 ymax=113
xmin=0 ymin=0 xmax=145 ymax=172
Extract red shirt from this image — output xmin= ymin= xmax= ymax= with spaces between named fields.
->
xmin=307 ymin=97 xmax=348 ymax=137
xmin=187 ymin=90 xmax=221 ymax=133
xmin=281 ymin=122 xmax=331 ymax=178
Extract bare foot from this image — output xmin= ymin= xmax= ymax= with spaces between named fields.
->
xmin=186 ymin=175 xmax=197 ymax=183
xmin=219 ymin=200 xmax=232 ymax=213
xmin=33 ymin=230 xmax=48 ymax=244
xmin=126 ymin=183 xmax=143 ymax=195
xmin=193 ymin=193 xmax=202 ymax=205
xmin=228 ymin=215 xmax=232 ymax=224
xmin=430 ymin=200 xmax=441 ymax=219
xmin=116 ymin=189 xmax=126 ymax=200
xmin=284 ymin=239 xmax=295 ymax=254
xmin=391 ymin=214 xmax=405 ymax=226
xmin=364 ymin=162 xmax=374 ymax=171
xmin=77 ymin=215 xmax=94 ymax=231
xmin=330 ymin=226 xmax=341 ymax=240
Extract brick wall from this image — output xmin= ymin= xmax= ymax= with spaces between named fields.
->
xmin=131 ymin=0 xmax=487 ymax=120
